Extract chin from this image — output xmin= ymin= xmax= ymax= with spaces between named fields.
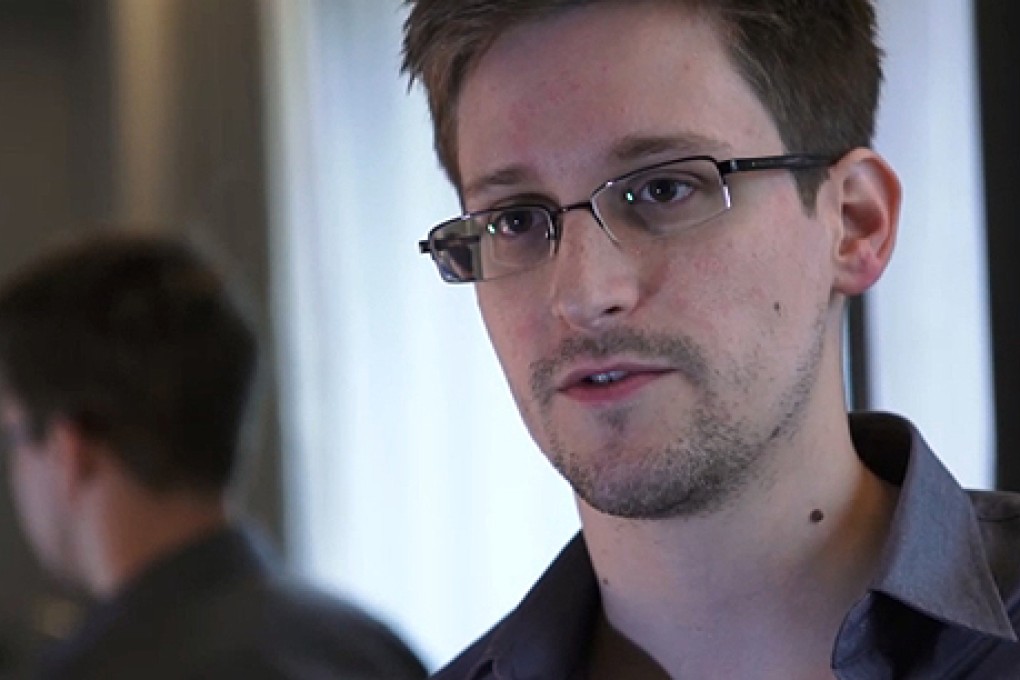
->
xmin=573 ymin=471 xmax=705 ymax=520
xmin=547 ymin=429 xmax=759 ymax=521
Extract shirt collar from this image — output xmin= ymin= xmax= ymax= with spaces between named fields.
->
xmin=468 ymin=534 xmax=599 ymax=680
xmin=466 ymin=412 xmax=1017 ymax=678
xmin=843 ymin=412 xmax=1016 ymax=642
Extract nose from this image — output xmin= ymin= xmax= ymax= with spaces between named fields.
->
xmin=549 ymin=206 xmax=641 ymax=332
xmin=553 ymin=200 xmax=617 ymax=243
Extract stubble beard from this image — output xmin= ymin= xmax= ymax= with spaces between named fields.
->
xmin=528 ymin=319 xmax=825 ymax=520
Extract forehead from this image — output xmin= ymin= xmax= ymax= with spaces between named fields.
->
xmin=455 ymin=2 xmax=784 ymax=199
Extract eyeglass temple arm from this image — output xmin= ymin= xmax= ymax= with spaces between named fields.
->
xmin=719 ymin=153 xmax=839 ymax=175
xmin=419 ymin=234 xmax=481 ymax=255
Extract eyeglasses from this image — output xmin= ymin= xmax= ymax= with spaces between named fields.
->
xmin=418 ymin=153 xmax=837 ymax=283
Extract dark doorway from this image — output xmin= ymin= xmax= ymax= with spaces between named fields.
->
xmin=976 ymin=2 xmax=1020 ymax=492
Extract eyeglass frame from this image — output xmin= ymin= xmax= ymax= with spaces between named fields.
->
xmin=418 ymin=153 xmax=840 ymax=283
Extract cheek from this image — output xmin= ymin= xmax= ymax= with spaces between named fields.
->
xmin=11 ymin=454 xmax=52 ymax=557
xmin=657 ymin=245 xmax=776 ymax=324
xmin=10 ymin=452 xmax=34 ymax=518
xmin=657 ymin=236 xmax=814 ymax=349
xmin=475 ymin=288 xmax=554 ymax=439
xmin=476 ymin=287 xmax=541 ymax=385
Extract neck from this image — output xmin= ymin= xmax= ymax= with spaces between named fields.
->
xmin=580 ymin=412 xmax=898 ymax=678
xmin=76 ymin=476 xmax=230 ymax=598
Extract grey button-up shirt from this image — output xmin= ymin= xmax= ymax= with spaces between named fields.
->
xmin=436 ymin=412 xmax=1020 ymax=679
xmin=38 ymin=526 xmax=428 ymax=680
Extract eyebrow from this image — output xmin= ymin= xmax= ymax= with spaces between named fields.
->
xmin=608 ymin=132 xmax=729 ymax=163
xmin=462 ymin=166 xmax=532 ymax=203
xmin=461 ymin=132 xmax=731 ymax=202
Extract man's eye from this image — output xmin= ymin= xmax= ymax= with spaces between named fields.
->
xmin=628 ymin=177 xmax=696 ymax=204
xmin=488 ymin=209 xmax=543 ymax=238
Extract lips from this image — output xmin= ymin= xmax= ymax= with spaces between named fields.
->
xmin=558 ymin=362 xmax=673 ymax=404
xmin=530 ymin=330 xmax=709 ymax=409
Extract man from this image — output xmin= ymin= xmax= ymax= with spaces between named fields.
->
xmin=0 ymin=231 xmax=427 ymax=680
xmin=404 ymin=1 xmax=1020 ymax=677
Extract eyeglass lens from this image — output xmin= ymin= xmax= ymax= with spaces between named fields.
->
xmin=428 ymin=157 xmax=730 ymax=283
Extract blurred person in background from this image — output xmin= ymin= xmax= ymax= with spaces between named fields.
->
xmin=0 ymin=230 xmax=427 ymax=680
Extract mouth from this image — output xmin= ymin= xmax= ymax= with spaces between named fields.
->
xmin=583 ymin=369 xmax=631 ymax=386
xmin=559 ymin=363 xmax=673 ymax=404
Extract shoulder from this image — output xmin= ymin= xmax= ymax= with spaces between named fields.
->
xmin=969 ymin=487 xmax=1020 ymax=524
xmin=222 ymin=577 xmax=429 ymax=678
xmin=433 ymin=533 xmax=597 ymax=679
xmin=969 ymin=488 xmax=1020 ymax=611
xmin=431 ymin=616 xmax=506 ymax=680
xmin=41 ymin=577 xmax=427 ymax=680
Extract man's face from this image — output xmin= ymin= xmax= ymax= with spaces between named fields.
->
xmin=455 ymin=3 xmax=843 ymax=518
xmin=2 ymin=398 xmax=73 ymax=578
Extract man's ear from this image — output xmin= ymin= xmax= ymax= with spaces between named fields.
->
xmin=828 ymin=148 xmax=902 ymax=296
xmin=47 ymin=418 xmax=101 ymax=499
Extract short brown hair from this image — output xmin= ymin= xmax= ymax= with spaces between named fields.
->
xmin=0 ymin=230 xmax=260 ymax=493
xmin=402 ymin=0 xmax=882 ymax=203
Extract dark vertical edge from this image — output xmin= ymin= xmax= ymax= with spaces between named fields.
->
xmin=976 ymin=1 xmax=1020 ymax=492
xmin=846 ymin=294 xmax=871 ymax=412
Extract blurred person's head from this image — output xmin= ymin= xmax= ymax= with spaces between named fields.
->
xmin=0 ymin=230 xmax=260 ymax=593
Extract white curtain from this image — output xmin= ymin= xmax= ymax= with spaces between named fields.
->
xmin=871 ymin=0 xmax=994 ymax=488
xmin=263 ymin=0 xmax=993 ymax=668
